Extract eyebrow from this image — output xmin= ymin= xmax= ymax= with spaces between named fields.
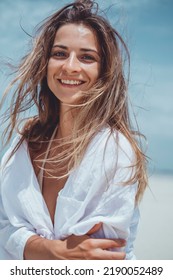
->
xmin=52 ymin=44 xmax=99 ymax=55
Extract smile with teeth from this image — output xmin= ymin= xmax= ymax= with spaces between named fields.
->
xmin=59 ymin=79 xmax=84 ymax=85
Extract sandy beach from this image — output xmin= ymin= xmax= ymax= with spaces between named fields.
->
xmin=134 ymin=174 xmax=173 ymax=260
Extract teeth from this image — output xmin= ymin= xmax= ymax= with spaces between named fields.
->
xmin=61 ymin=79 xmax=83 ymax=85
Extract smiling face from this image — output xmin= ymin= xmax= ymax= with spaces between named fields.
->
xmin=47 ymin=23 xmax=101 ymax=106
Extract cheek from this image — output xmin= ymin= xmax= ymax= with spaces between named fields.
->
xmin=47 ymin=60 xmax=54 ymax=74
xmin=91 ymin=65 xmax=100 ymax=83
xmin=47 ymin=58 xmax=60 ymax=75
xmin=87 ymin=63 xmax=100 ymax=83
xmin=47 ymin=65 xmax=55 ymax=92
xmin=47 ymin=61 xmax=57 ymax=86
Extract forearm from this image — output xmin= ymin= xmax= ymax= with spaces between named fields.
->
xmin=24 ymin=234 xmax=89 ymax=260
xmin=24 ymin=233 xmax=126 ymax=260
xmin=24 ymin=235 xmax=62 ymax=260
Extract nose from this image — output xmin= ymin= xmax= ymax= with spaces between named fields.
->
xmin=62 ymin=53 xmax=81 ymax=74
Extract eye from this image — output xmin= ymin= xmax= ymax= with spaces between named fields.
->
xmin=81 ymin=54 xmax=96 ymax=62
xmin=51 ymin=51 xmax=67 ymax=59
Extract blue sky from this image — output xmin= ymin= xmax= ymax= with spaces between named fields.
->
xmin=0 ymin=0 xmax=173 ymax=174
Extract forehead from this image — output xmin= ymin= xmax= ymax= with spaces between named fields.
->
xmin=53 ymin=23 xmax=99 ymax=49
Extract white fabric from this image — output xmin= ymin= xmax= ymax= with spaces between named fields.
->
xmin=0 ymin=127 xmax=139 ymax=259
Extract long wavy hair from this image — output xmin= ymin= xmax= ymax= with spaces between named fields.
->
xmin=0 ymin=0 xmax=147 ymax=202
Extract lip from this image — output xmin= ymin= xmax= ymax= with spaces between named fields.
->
xmin=57 ymin=79 xmax=86 ymax=87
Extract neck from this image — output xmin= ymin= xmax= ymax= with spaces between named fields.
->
xmin=57 ymin=104 xmax=74 ymax=138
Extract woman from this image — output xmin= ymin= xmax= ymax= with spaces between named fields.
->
xmin=0 ymin=0 xmax=147 ymax=260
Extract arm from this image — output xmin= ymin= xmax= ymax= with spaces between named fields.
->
xmin=24 ymin=229 xmax=126 ymax=260
xmin=0 ymin=182 xmax=125 ymax=260
xmin=0 ymin=145 xmax=38 ymax=260
xmin=0 ymin=158 xmax=126 ymax=260
xmin=0 ymin=190 xmax=36 ymax=259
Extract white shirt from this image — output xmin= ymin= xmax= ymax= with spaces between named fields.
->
xmin=0 ymin=127 xmax=139 ymax=259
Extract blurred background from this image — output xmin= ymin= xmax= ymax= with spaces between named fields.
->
xmin=0 ymin=0 xmax=173 ymax=259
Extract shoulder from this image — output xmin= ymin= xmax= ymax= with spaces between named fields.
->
xmin=0 ymin=135 xmax=33 ymax=198
xmin=89 ymin=126 xmax=135 ymax=166
xmin=1 ymin=117 xmax=38 ymax=170
xmin=0 ymin=134 xmax=28 ymax=173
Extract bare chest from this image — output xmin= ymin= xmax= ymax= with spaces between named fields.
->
xmin=42 ymin=174 xmax=68 ymax=224
xmin=30 ymin=140 xmax=69 ymax=225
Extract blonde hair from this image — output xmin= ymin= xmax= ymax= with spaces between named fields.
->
xmin=0 ymin=0 xmax=147 ymax=203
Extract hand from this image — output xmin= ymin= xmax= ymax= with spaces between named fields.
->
xmin=48 ymin=223 xmax=126 ymax=260
xmin=61 ymin=235 xmax=126 ymax=260
xmin=24 ymin=224 xmax=126 ymax=260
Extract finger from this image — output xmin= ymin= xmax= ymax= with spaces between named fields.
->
xmin=94 ymin=249 xmax=126 ymax=260
xmin=88 ymin=238 xmax=126 ymax=250
xmin=87 ymin=223 xmax=102 ymax=235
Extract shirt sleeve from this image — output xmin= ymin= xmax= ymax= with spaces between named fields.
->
xmin=0 ymin=188 xmax=36 ymax=259
xmin=0 ymin=139 xmax=37 ymax=260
